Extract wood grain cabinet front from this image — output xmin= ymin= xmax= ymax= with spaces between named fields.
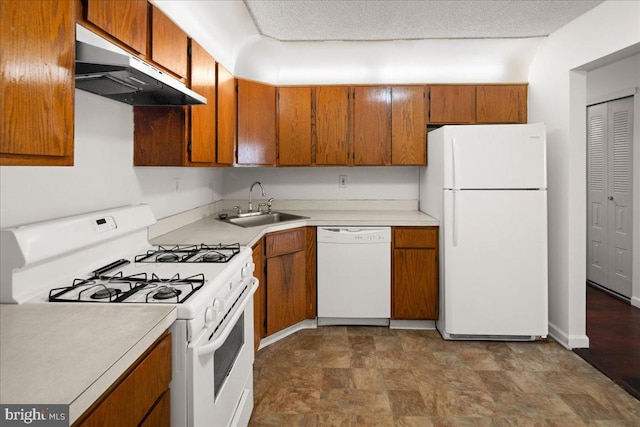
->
xmin=392 ymin=227 xmax=439 ymax=320
xmin=150 ymin=4 xmax=188 ymax=79
xmin=237 ymin=80 xmax=277 ymax=166
xmin=314 ymin=86 xmax=351 ymax=166
xmin=0 ymin=0 xmax=75 ymax=166
xmin=391 ymin=86 xmax=427 ymax=166
xmin=74 ymin=332 xmax=171 ymax=427
xmin=85 ymin=0 xmax=148 ymax=55
xmin=134 ymin=42 xmax=218 ymax=167
xmin=264 ymin=228 xmax=307 ymax=336
xmin=277 ymin=87 xmax=313 ymax=166
xmin=216 ymin=64 xmax=236 ymax=165
xmin=476 ymin=84 xmax=527 ymax=124
xmin=353 ymin=86 xmax=392 ymax=166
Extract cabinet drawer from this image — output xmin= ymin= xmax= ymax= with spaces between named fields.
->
xmin=394 ymin=227 xmax=438 ymax=248
xmin=266 ymin=228 xmax=305 ymax=257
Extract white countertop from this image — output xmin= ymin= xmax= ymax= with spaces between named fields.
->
xmin=0 ymin=304 xmax=176 ymax=424
xmin=151 ymin=209 xmax=439 ymax=247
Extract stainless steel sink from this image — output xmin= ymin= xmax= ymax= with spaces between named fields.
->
xmin=224 ymin=212 xmax=308 ymax=228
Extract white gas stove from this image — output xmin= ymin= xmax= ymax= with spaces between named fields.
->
xmin=0 ymin=205 xmax=257 ymax=427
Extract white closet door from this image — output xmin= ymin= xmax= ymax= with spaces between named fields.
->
xmin=587 ymin=97 xmax=634 ymax=297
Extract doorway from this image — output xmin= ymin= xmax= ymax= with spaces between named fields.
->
xmin=587 ymin=96 xmax=634 ymax=298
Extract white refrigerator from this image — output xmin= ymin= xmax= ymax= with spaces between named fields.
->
xmin=421 ymin=124 xmax=548 ymax=340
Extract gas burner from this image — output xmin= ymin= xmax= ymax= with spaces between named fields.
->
xmin=156 ymin=253 xmax=180 ymax=263
xmin=200 ymin=251 xmax=227 ymax=263
xmin=152 ymin=286 xmax=182 ymax=300
xmin=91 ymin=287 xmax=121 ymax=300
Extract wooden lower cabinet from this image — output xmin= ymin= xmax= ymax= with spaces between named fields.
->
xmin=265 ymin=228 xmax=306 ymax=335
xmin=74 ymin=332 xmax=171 ymax=427
xmin=252 ymin=239 xmax=266 ymax=352
xmin=392 ymin=227 xmax=439 ymax=320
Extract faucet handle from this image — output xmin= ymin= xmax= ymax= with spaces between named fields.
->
xmin=267 ymin=198 xmax=274 ymax=213
xmin=258 ymin=203 xmax=267 ymax=214
xmin=232 ymin=206 xmax=242 ymax=215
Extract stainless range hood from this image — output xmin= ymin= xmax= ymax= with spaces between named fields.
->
xmin=75 ymin=26 xmax=206 ymax=106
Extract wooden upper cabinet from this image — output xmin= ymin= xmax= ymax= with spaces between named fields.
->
xmin=315 ymin=86 xmax=350 ymax=166
xmin=85 ymin=0 xmax=148 ymax=55
xmin=0 ymin=0 xmax=75 ymax=166
xmin=151 ymin=5 xmax=188 ymax=78
xmin=476 ymin=84 xmax=527 ymax=124
xmin=216 ymin=64 xmax=236 ymax=165
xmin=189 ymin=40 xmax=216 ymax=165
xmin=428 ymin=85 xmax=476 ymax=124
xmin=134 ymin=107 xmax=187 ymax=166
xmin=391 ymin=86 xmax=426 ymax=166
xmin=353 ymin=86 xmax=391 ymax=166
xmin=278 ymin=87 xmax=312 ymax=166
xmin=237 ymin=80 xmax=277 ymax=165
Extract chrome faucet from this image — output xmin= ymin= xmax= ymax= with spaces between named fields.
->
xmin=248 ymin=181 xmax=266 ymax=212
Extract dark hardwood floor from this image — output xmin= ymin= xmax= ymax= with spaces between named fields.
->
xmin=574 ymin=284 xmax=640 ymax=400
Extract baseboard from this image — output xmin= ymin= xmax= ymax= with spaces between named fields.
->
xmin=389 ymin=320 xmax=436 ymax=330
xmin=257 ymin=319 xmax=317 ymax=350
xmin=548 ymin=322 xmax=589 ymax=349
xmin=631 ymin=296 xmax=640 ymax=309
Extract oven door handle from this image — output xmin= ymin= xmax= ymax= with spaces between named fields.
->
xmin=191 ymin=278 xmax=258 ymax=357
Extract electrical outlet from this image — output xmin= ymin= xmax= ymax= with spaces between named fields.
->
xmin=339 ymin=175 xmax=347 ymax=188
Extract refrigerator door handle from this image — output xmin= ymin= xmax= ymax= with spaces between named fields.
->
xmin=453 ymin=189 xmax=459 ymax=247
xmin=451 ymin=137 xmax=461 ymax=190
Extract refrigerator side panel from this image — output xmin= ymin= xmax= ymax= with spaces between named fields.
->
xmin=420 ymin=126 xmax=444 ymax=218
xmin=441 ymin=189 xmax=548 ymax=338
xmin=443 ymin=123 xmax=547 ymax=190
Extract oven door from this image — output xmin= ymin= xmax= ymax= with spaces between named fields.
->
xmin=187 ymin=277 xmax=258 ymax=427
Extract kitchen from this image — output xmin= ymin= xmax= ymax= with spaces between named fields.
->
xmin=1 ymin=0 xmax=640 ymax=426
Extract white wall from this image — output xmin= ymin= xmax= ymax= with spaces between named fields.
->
xmin=586 ymin=53 xmax=640 ymax=308
xmin=156 ymin=0 xmax=541 ymax=85
xmin=528 ymin=0 xmax=640 ymax=348
xmin=222 ymin=167 xmax=419 ymax=201
xmin=0 ymin=90 xmax=222 ymax=228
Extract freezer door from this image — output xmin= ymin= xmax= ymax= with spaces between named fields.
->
xmin=442 ymin=189 xmax=548 ymax=337
xmin=442 ymin=124 xmax=547 ymax=190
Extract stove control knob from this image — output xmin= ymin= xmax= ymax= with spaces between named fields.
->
xmin=204 ymin=306 xmax=217 ymax=324
xmin=205 ymin=299 xmax=223 ymax=324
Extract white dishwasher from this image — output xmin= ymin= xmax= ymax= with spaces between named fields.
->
xmin=317 ymin=227 xmax=391 ymax=326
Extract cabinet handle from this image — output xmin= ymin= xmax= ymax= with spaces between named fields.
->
xmin=608 ymin=196 xmax=614 ymax=201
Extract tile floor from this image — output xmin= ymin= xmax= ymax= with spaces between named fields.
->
xmin=250 ymin=326 xmax=640 ymax=426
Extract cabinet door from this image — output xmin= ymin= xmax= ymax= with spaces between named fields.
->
xmin=391 ymin=86 xmax=426 ymax=166
xmin=428 ymin=85 xmax=476 ymax=124
xmin=1 ymin=0 xmax=75 ymax=166
xmin=353 ymin=86 xmax=391 ymax=165
xmin=237 ymin=80 xmax=276 ymax=165
xmin=315 ymin=86 xmax=350 ymax=165
xmin=476 ymin=85 xmax=527 ymax=124
xmin=392 ymin=227 xmax=439 ymax=320
xmin=85 ymin=0 xmax=148 ymax=55
xmin=134 ymin=107 xmax=187 ymax=166
xmin=189 ymin=40 xmax=216 ymax=164
xmin=216 ymin=64 xmax=236 ymax=165
xmin=151 ymin=5 xmax=188 ymax=78
xmin=266 ymin=250 xmax=306 ymax=335
xmin=278 ymin=87 xmax=312 ymax=166
xmin=77 ymin=333 xmax=171 ymax=426
xmin=392 ymin=248 xmax=438 ymax=319
xmin=252 ymin=240 xmax=266 ymax=351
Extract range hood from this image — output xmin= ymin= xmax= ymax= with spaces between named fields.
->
xmin=75 ymin=27 xmax=206 ymax=106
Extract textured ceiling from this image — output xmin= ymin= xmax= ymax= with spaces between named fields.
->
xmin=244 ymin=0 xmax=604 ymax=41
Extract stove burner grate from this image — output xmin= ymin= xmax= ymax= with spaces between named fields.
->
xmin=135 ymin=243 xmax=240 ymax=263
